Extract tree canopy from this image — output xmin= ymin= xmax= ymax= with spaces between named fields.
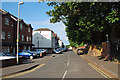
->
xmin=46 ymin=2 xmax=120 ymax=47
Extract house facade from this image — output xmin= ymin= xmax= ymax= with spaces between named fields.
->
xmin=59 ymin=39 xmax=62 ymax=48
xmin=0 ymin=9 xmax=33 ymax=54
xmin=32 ymin=28 xmax=55 ymax=53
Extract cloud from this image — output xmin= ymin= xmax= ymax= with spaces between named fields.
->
xmin=29 ymin=19 xmax=70 ymax=45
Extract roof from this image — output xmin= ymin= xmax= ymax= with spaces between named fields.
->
xmin=34 ymin=28 xmax=53 ymax=32
xmin=0 ymin=8 xmax=8 ymax=15
xmin=0 ymin=8 xmax=33 ymax=29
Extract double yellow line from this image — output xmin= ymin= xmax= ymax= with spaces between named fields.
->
xmin=3 ymin=64 xmax=45 ymax=79
xmin=88 ymin=63 xmax=114 ymax=80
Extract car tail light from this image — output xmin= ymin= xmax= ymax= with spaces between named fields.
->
xmin=77 ymin=51 xmax=79 ymax=53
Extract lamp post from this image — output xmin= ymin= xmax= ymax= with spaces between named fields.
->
xmin=106 ymin=34 xmax=109 ymax=60
xmin=16 ymin=2 xmax=24 ymax=64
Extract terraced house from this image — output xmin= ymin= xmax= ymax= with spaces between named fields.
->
xmin=0 ymin=9 xmax=33 ymax=55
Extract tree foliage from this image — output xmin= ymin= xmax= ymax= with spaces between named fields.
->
xmin=46 ymin=2 xmax=120 ymax=47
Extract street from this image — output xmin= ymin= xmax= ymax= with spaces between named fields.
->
xmin=2 ymin=50 xmax=111 ymax=80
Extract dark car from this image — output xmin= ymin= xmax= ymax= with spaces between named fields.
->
xmin=77 ymin=48 xmax=85 ymax=55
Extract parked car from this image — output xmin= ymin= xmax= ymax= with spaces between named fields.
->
xmin=18 ymin=50 xmax=38 ymax=59
xmin=54 ymin=48 xmax=62 ymax=54
xmin=41 ymin=49 xmax=47 ymax=56
xmin=61 ymin=48 xmax=65 ymax=52
xmin=0 ymin=52 xmax=6 ymax=56
xmin=0 ymin=52 xmax=16 ymax=60
xmin=35 ymin=49 xmax=44 ymax=57
xmin=4 ymin=53 xmax=15 ymax=56
xmin=77 ymin=48 xmax=85 ymax=55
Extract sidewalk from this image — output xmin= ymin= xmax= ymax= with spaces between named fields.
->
xmin=81 ymin=54 xmax=119 ymax=78
xmin=0 ymin=59 xmax=39 ymax=78
xmin=0 ymin=53 xmax=56 ymax=78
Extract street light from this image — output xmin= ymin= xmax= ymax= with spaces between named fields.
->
xmin=16 ymin=2 xmax=24 ymax=64
xmin=106 ymin=34 xmax=109 ymax=60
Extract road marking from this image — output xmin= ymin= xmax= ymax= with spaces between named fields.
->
xmin=88 ymin=63 xmax=114 ymax=80
xmin=67 ymin=57 xmax=70 ymax=66
xmin=3 ymin=64 xmax=45 ymax=79
xmin=67 ymin=62 xmax=69 ymax=66
xmin=62 ymin=70 xmax=67 ymax=80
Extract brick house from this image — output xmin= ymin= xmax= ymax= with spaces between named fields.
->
xmin=0 ymin=9 xmax=33 ymax=55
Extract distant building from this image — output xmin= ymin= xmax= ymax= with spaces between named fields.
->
xmin=55 ymin=34 xmax=60 ymax=49
xmin=0 ymin=9 xmax=33 ymax=54
xmin=32 ymin=28 xmax=55 ymax=53
xmin=59 ymin=40 xmax=62 ymax=48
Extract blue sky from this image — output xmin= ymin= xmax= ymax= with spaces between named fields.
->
xmin=1 ymin=1 xmax=70 ymax=45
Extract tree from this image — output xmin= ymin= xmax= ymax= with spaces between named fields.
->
xmin=46 ymin=2 xmax=120 ymax=47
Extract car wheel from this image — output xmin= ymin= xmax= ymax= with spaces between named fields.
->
xmin=30 ymin=56 xmax=33 ymax=59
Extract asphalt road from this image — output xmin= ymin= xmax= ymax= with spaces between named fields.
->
xmin=3 ymin=50 xmax=109 ymax=80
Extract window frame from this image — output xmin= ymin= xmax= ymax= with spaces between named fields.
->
xmin=20 ymin=23 xmax=23 ymax=29
xmin=27 ymin=36 xmax=29 ymax=41
xmin=4 ymin=17 xmax=9 ymax=25
xmin=22 ymin=35 xmax=24 ymax=41
xmin=2 ymin=32 xmax=6 ymax=39
xmin=28 ymin=27 xmax=30 ymax=32
xmin=8 ymin=32 xmax=11 ymax=39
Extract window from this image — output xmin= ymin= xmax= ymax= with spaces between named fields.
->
xmin=22 ymin=35 xmax=24 ymax=41
xmin=37 ymin=37 xmax=39 ymax=39
xmin=28 ymin=46 xmax=30 ymax=50
xmin=28 ymin=27 xmax=30 ymax=32
xmin=8 ymin=32 xmax=11 ymax=39
xmin=24 ymin=46 xmax=26 ymax=50
xmin=4 ymin=17 xmax=9 ymax=25
xmin=8 ymin=47 xmax=10 ymax=53
xmin=41 ymin=37 xmax=43 ymax=39
xmin=29 ymin=37 xmax=31 ymax=41
xmin=20 ymin=23 xmax=23 ymax=29
xmin=2 ymin=32 xmax=6 ymax=39
xmin=27 ymin=36 xmax=29 ymax=41
xmin=11 ymin=24 xmax=14 ymax=27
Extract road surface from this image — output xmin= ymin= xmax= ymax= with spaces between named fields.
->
xmin=3 ymin=50 xmax=109 ymax=80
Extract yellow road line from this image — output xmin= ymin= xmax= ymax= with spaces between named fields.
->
xmin=88 ymin=63 xmax=109 ymax=79
xmin=88 ymin=63 xmax=115 ymax=80
xmin=90 ymin=63 xmax=112 ymax=78
xmin=3 ymin=64 xmax=45 ymax=79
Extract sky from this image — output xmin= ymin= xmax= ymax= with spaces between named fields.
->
xmin=1 ymin=1 xmax=70 ymax=45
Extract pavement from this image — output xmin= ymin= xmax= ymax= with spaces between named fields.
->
xmin=0 ymin=50 xmax=119 ymax=79
xmin=0 ymin=53 xmax=56 ymax=78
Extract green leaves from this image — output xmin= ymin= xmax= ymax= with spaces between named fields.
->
xmin=46 ymin=2 xmax=120 ymax=46
xmin=106 ymin=10 xmax=119 ymax=23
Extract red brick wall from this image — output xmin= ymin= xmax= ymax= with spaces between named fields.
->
xmin=2 ymin=14 xmax=14 ymax=42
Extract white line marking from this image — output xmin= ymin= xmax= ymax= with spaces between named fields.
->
xmin=62 ymin=70 xmax=67 ymax=80
xmin=67 ymin=62 xmax=69 ymax=66
xmin=67 ymin=57 xmax=70 ymax=66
